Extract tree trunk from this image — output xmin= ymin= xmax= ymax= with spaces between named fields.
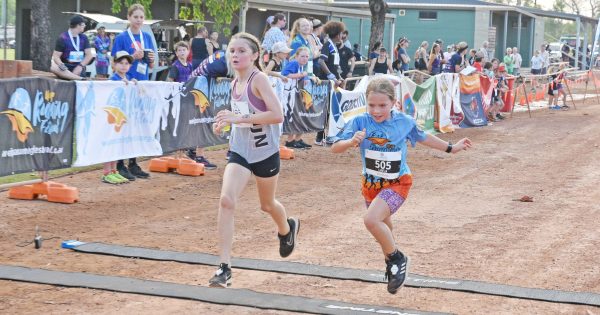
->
xmin=31 ymin=0 xmax=52 ymax=71
xmin=368 ymin=0 xmax=387 ymax=53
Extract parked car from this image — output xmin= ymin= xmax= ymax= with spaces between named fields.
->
xmin=547 ymin=42 xmax=562 ymax=63
xmin=8 ymin=40 xmax=15 ymax=49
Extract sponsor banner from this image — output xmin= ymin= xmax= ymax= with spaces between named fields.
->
xmin=400 ymin=76 xmax=436 ymax=133
xmin=158 ymin=77 xmax=229 ymax=153
xmin=458 ymin=74 xmax=488 ymax=128
xmin=480 ymin=75 xmax=496 ymax=111
xmin=74 ymin=81 xmax=175 ymax=166
xmin=281 ymin=79 xmax=330 ymax=135
xmin=435 ymin=73 xmax=461 ymax=133
xmin=0 ymin=77 xmax=75 ymax=176
xmin=327 ymin=83 xmax=367 ymax=137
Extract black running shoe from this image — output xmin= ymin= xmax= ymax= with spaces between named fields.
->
xmin=385 ymin=250 xmax=410 ymax=294
xmin=117 ymin=164 xmax=136 ymax=181
xmin=209 ymin=263 xmax=232 ymax=288
xmin=186 ymin=148 xmax=197 ymax=160
xmin=278 ymin=217 xmax=300 ymax=258
xmin=285 ymin=140 xmax=297 ymax=148
xmin=297 ymin=139 xmax=312 ymax=149
xmin=128 ymin=163 xmax=150 ymax=178
xmin=195 ymin=156 xmax=217 ymax=170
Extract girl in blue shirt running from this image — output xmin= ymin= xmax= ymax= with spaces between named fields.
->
xmin=331 ymin=77 xmax=472 ymax=294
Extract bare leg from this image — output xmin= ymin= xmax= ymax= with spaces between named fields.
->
xmin=364 ymin=197 xmax=396 ymax=256
xmin=255 ymin=174 xmax=290 ymax=236
xmin=50 ymin=60 xmax=83 ymax=80
xmin=217 ymin=163 xmax=252 ymax=265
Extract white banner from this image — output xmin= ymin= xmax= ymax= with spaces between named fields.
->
xmin=74 ymin=81 xmax=180 ymax=166
xmin=326 ymin=77 xmax=368 ymax=137
xmin=435 ymin=73 xmax=462 ymax=132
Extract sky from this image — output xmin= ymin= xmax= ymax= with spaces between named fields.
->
xmin=528 ymin=0 xmax=594 ymax=16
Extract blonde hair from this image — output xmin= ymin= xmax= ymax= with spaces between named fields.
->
xmin=289 ymin=18 xmax=310 ymax=45
xmin=227 ymin=32 xmax=263 ymax=72
xmin=294 ymin=46 xmax=310 ymax=59
xmin=366 ymin=77 xmax=396 ymax=102
xmin=128 ymin=4 xmax=145 ymax=17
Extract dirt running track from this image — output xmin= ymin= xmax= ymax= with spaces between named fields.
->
xmin=1 ymin=100 xmax=600 ymax=314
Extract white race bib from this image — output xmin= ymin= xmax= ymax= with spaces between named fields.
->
xmin=365 ymin=149 xmax=401 ymax=180
xmin=231 ymin=101 xmax=252 ymax=128
xmin=68 ymin=51 xmax=84 ymax=63
xmin=307 ymin=60 xmax=314 ymax=74
xmin=333 ymin=53 xmax=340 ymax=66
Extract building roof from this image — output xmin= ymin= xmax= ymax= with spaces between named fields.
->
xmin=520 ymin=6 xmax=597 ymax=24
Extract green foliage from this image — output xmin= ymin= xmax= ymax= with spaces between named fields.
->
xmin=178 ymin=0 xmax=243 ymax=37
xmin=111 ymin=0 xmax=154 ymax=19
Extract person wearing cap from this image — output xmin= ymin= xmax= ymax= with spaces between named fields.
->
xmin=265 ymin=42 xmax=292 ymax=82
xmin=50 ymin=15 xmax=93 ymax=80
xmin=94 ymin=26 xmax=113 ymax=79
xmin=261 ymin=13 xmax=287 ymax=55
xmin=449 ymin=41 xmax=468 ymax=73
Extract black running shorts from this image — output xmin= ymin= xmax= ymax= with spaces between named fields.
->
xmin=228 ymin=151 xmax=280 ymax=178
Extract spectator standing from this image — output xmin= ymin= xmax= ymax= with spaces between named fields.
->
xmin=110 ymin=3 xmax=156 ymax=180
xmin=265 ymin=41 xmax=291 ymax=82
xmin=427 ymin=43 xmax=442 ymax=75
xmin=503 ymin=47 xmax=514 ymax=75
xmin=541 ymin=44 xmax=550 ymax=74
xmin=342 ymin=30 xmax=352 ymax=49
xmin=449 ymin=42 xmax=468 ymax=73
xmin=289 ymin=18 xmax=315 ymax=75
xmin=397 ymin=37 xmax=410 ymax=73
xmin=338 ymin=40 xmax=356 ymax=79
xmin=191 ymin=26 xmax=209 ymax=69
xmin=530 ymin=50 xmax=543 ymax=75
xmin=207 ymin=31 xmax=221 ymax=56
xmin=94 ymin=26 xmax=113 ymax=79
xmin=353 ymin=43 xmax=363 ymax=61
xmin=479 ymin=41 xmax=490 ymax=62
xmin=512 ymin=47 xmax=522 ymax=76
xmin=261 ymin=13 xmax=288 ymax=55
xmin=308 ymin=19 xmax=324 ymax=78
xmin=369 ymin=47 xmax=393 ymax=75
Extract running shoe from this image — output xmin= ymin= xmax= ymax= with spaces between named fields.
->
xmin=549 ymin=105 xmax=562 ymax=110
xmin=209 ymin=263 xmax=232 ymax=288
xmin=385 ymin=250 xmax=410 ymax=294
xmin=561 ymin=105 xmax=570 ymax=110
xmin=285 ymin=140 xmax=297 ymax=148
xmin=129 ymin=163 xmax=150 ymax=178
xmin=278 ymin=217 xmax=300 ymax=258
xmin=186 ymin=148 xmax=197 ymax=160
xmin=297 ymin=139 xmax=312 ymax=149
xmin=117 ymin=164 xmax=136 ymax=181
xmin=195 ymin=156 xmax=217 ymax=170
xmin=112 ymin=172 xmax=129 ymax=184
xmin=102 ymin=174 xmax=120 ymax=185
xmin=495 ymin=113 xmax=506 ymax=120
xmin=313 ymin=139 xmax=325 ymax=146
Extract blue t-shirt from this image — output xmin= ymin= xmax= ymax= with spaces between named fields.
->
xmin=111 ymin=30 xmax=155 ymax=81
xmin=335 ymin=111 xmax=427 ymax=181
xmin=109 ymin=73 xmax=132 ymax=81
xmin=449 ymin=54 xmax=463 ymax=73
xmin=398 ymin=48 xmax=409 ymax=71
xmin=191 ymin=50 xmax=228 ymax=78
xmin=281 ymin=60 xmax=306 ymax=77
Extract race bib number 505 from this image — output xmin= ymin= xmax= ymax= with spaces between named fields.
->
xmin=365 ymin=149 xmax=401 ymax=179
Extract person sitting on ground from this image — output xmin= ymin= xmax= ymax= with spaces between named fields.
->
xmin=369 ymin=47 xmax=393 ymax=75
xmin=50 ymin=15 xmax=93 ymax=80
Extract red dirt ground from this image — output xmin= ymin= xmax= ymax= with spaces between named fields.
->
xmin=1 ymin=98 xmax=600 ymax=314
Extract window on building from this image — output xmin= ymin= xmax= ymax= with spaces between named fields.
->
xmin=419 ymin=11 xmax=437 ymax=20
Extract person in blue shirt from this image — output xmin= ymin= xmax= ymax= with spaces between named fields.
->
xmin=101 ymin=51 xmax=136 ymax=185
xmin=331 ymin=77 xmax=472 ymax=294
xmin=110 ymin=3 xmax=153 ymax=180
xmin=111 ymin=4 xmax=156 ymax=81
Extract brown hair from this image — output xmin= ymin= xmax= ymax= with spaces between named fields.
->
xmin=228 ymin=32 xmax=263 ymax=72
xmin=127 ymin=4 xmax=145 ymax=17
xmin=323 ymin=21 xmax=345 ymax=39
xmin=174 ymin=41 xmax=189 ymax=51
xmin=197 ymin=26 xmax=207 ymax=34
xmin=366 ymin=77 xmax=396 ymax=102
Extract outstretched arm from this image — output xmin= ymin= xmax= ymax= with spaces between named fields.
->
xmin=419 ymin=134 xmax=472 ymax=153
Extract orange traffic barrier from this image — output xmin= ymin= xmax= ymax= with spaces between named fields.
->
xmin=280 ymin=146 xmax=295 ymax=160
xmin=519 ymin=95 xmax=526 ymax=106
xmin=8 ymin=181 xmax=79 ymax=204
xmin=148 ymin=157 xmax=204 ymax=176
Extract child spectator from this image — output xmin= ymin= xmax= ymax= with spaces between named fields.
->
xmin=489 ymin=65 xmax=508 ymax=122
xmin=281 ymin=46 xmax=318 ymax=149
xmin=103 ymin=51 xmax=137 ymax=184
xmin=530 ymin=50 xmax=543 ymax=75
xmin=265 ymin=42 xmax=291 ymax=82
xmin=473 ymin=55 xmax=483 ymax=72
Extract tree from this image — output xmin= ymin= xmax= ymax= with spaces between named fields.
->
xmin=368 ymin=0 xmax=387 ymax=54
xmin=31 ymin=0 xmax=51 ymax=71
xmin=111 ymin=0 xmax=243 ymax=37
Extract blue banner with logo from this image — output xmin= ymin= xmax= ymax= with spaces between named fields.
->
xmin=458 ymin=74 xmax=488 ymax=128
xmin=0 ymin=77 xmax=75 ymax=176
xmin=281 ymin=79 xmax=330 ymax=135
xmin=158 ymin=77 xmax=230 ymax=153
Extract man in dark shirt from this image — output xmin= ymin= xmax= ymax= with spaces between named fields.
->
xmin=50 ymin=15 xmax=93 ymax=80
xmin=338 ymin=41 xmax=355 ymax=79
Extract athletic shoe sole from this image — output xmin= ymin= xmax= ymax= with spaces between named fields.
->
xmin=208 ymin=279 xmax=231 ymax=288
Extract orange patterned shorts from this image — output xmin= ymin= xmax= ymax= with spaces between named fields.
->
xmin=361 ymin=174 xmax=413 ymax=213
